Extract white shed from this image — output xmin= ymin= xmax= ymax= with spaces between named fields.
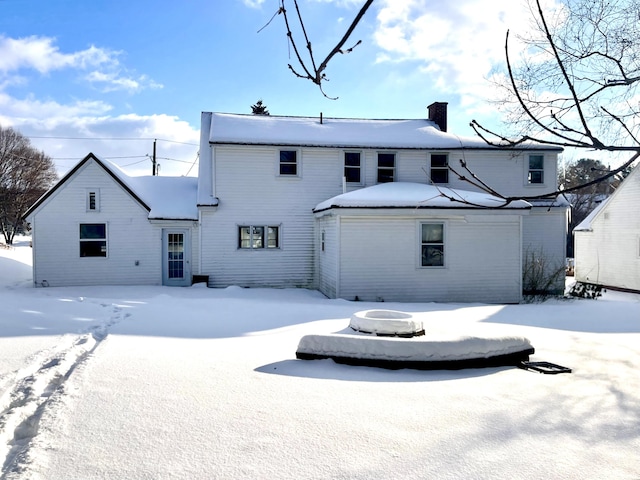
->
xmin=574 ymin=165 xmax=640 ymax=292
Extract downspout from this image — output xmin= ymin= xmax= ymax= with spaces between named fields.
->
xmin=336 ymin=214 xmax=341 ymax=298
xmin=30 ymin=216 xmax=37 ymax=287
xmin=198 ymin=208 xmax=202 ymax=276
xmin=518 ymin=215 xmax=523 ymax=301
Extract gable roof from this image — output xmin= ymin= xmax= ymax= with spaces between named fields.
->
xmin=313 ymin=182 xmax=532 ymax=213
xmin=574 ymin=163 xmax=639 ymax=232
xmin=24 ymin=153 xmax=198 ymax=221
xmin=206 ymin=113 xmax=563 ymax=151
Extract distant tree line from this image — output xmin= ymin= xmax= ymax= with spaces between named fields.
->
xmin=0 ymin=125 xmax=57 ymax=245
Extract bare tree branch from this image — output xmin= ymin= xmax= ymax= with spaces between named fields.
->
xmin=261 ymin=0 xmax=374 ymax=99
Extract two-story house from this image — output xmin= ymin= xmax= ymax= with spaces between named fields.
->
xmin=24 ymin=104 xmax=568 ymax=303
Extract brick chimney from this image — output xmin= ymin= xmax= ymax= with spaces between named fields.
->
xmin=427 ymin=102 xmax=448 ymax=132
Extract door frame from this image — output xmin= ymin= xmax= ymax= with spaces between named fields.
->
xmin=162 ymin=228 xmax=191 ymax=286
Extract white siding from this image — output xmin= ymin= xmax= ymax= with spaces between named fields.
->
xmin=522 ymin=207 xmax=568 ymax=293
xmin=201 ymin=143 xmax=561 ymax=297
xmin=317 ymin=215 xmax=337 ymax=298
xmin=334 ymin=148 xmax=559 ymax=198
xmin=29 ymin=159 xmax=195 ymax=287
xmin=575 ymin=168 xmax=640 ymax=291
xmin=200 ymin=146 xmax=345 ymax=288
xmin=331 ymin=212 xmax=523 ymax=303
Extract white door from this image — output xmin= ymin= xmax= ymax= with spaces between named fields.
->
xmin=162 ymin=229 xmax=191 ymax=286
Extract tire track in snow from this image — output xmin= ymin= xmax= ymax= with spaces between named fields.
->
xmin=0 ymin=302 xmax=129 ymax=479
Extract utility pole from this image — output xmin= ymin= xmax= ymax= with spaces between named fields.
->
xmin=152 ymin=139 xmax=157 ymax=176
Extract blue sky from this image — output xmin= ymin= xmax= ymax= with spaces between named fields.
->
xmin=1 ymin=0 xmax=559 ymax=177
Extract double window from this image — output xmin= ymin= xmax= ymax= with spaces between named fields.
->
xmin=528 ymin=155 xmax=544 ymax=184
xmin=430 ymin=154 xmax=449 ymax=184
xmin=239 ymin=225 xmax=280 ymax=249
xmin=377 ymin=153 xmax=395 ymax=183
xmin=279 ymin=150 xmax=298 ymax=176
xmin=420 ymin=223 xmax=444 ymax=267
xmin=344 ymin=151 xmax=362 ymax=183
xmin=80 ymin=223 xmax=107 ymax=257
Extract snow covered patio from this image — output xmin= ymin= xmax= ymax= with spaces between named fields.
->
xmin=296 ymin=309 xmax=535 ymax=369
xmin=1 ymin=239 xmax=639 ymax=479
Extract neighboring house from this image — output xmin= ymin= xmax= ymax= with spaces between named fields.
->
xmin=25 ymin=103 xmax=568 ymax=303
xmin=574 ymin=165 xmax=640 ymax=292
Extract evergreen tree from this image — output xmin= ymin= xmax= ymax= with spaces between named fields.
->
xmin=251 ymin=100 xmax=270 ymax=115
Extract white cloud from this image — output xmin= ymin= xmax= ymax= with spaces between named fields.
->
xmin=372 ymin=0 xmax=564 ymax=116
xmin=0 ymin=35 xmax=119 ymax=74
xmin=0 ymin=92 xmax=113 ymax=121
xmin=85 ymin=71 xmax=163 ymax=93
xmin=0 ymin=35 xmax=160 ymax=95
xmin=242 ymin=0 xmax=267 ymax=8
xmin=0 ymin=93 xmax=198 ymax=177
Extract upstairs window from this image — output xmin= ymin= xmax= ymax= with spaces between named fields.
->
xmin=86 ymin=189 xmax=100 ymax=211
xmin=344 ymin=152 xmax=362 ymax=183
xmin=528 ymin=155 xmax=544 ymax=184
xmin=430 ymin=154 xmax=449 ymax=184
xmin=377 ymin=153 xmax=395 ymax=183
xmin=420 ymin=223 xmax=444 ymax=267
xmin=279 ymin=150 xmax=298 ymax=176
xmin=239 ymin=225 xmax=280 ymax=249
xmin=80 ymin=223 xmax=107 ymax=257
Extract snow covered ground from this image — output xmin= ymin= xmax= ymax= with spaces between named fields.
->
xmin=1 ymin=238 xmax=639 ymax=479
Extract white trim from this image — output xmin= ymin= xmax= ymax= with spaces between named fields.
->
xmin=79 ymin=222 xmax=108 ymax=258
xmin=376 ymin=151 xmax=396 ymax=184
xmin=417 ymin=220 xmax=446 ymax=269
xmin=526 ymin=153 xmax=545 ymax=186
xmin=276 ymin=148 xmax=302 ymax=178
xmin=237 ymin=223 xmax=282 ymax=250
xmin=343 ymin=150 xmax=364 ymax=185
xmin=86 ymin=188 xmax=100 ymax=212
xmin=429 ymin=152 xmax=449 ymax=185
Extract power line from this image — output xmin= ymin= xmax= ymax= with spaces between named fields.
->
xmin=26 ymin=135 xmax=198 ymax=146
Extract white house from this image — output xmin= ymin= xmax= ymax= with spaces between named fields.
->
xmin=24 ymin=154 xmax=199 ymax=288
xmin=574 ymin=164 xmax=640 ymax=292
xmin=25 ymin=103 xmax=568 ymax=303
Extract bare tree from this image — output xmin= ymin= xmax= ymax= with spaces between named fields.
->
xmin=0 ymin=125 xmax=57 ymax=245
xmin=468 ymin=0 xmax=640 ymax=203
xmin=260 ymin=0 xmax=374 ymax=99
xmin=262 ymin=0 xmax=638 ymax=204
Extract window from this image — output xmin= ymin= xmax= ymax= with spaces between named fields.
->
xmin=86 ymin=189 xmax=100 ymax=211
xmin=528 ymin=155 xmax=544 ymax=184
xmin=279 ymin=150 xmax=298 ymax=176
xmin=167 ymin=233 xmax=184 ymax=279
xmin=344 ymin=152 xmax=361 ymax=183
xmin=377 ymin=153 xmax=395 ymax=183
xmin=430 ymin=154 xmax=449 ymax=184
xmin=421 ymin=223 xmax=444 ymax=267
xmin=80 ymin=223 xmax=107 ymax=257
xmin=239 ymin=225 xmax=279 ymax=249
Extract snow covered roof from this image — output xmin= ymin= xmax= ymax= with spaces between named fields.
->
xmin=117 ymin=173 xmax=198 ymax=221
xmin=528 ymin=196 xmax=571 ymax=208
xmin=574 ymin=197 xmax=610 ymax=232
xmin=24 ymin=153 xmax=199 ymax=221
xmin=574 ymin=163 xmax=640 ymax=232
xmin=207 ymin=113 xmax=562 ymax=151
xmin=101 ymin=158 xmax=198 ymax=220
xmin=313 ymin=182 xmax=532 ymax=212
